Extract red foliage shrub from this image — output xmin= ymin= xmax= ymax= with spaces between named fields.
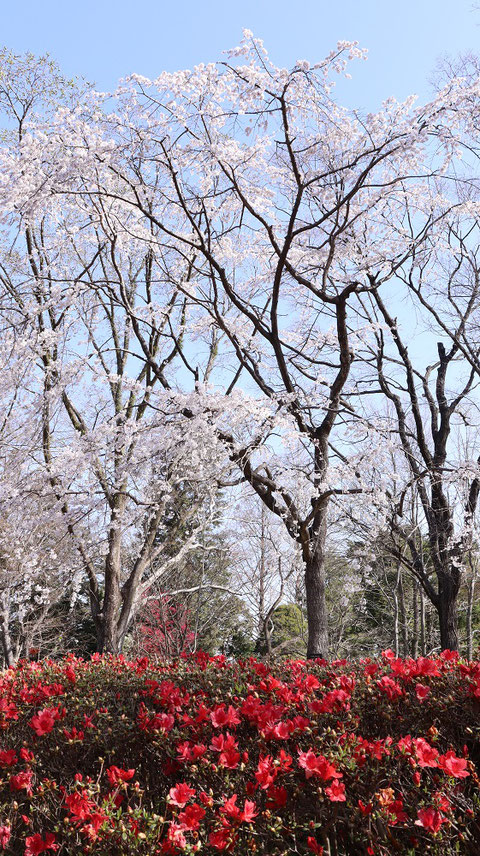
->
xmin=138 ymin=597 xmax=195 ymax=660
xmin=0 ymin=651 xmax=479 ymax=854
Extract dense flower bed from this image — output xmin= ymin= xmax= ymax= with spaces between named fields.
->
xmin=0 ymin=650 xmax=479 ymax=854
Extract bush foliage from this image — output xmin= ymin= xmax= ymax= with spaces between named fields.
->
xmin=0 ymin=651 xmax=479 ymax=854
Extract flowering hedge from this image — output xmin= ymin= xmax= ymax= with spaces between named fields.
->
xmin=0 ymin=650 xmax=479 ymax=854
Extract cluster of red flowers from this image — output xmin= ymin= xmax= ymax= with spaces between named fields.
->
xmin=0 ymin=649 xmax=478 ymax=854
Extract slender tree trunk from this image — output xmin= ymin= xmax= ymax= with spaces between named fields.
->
xmin=466 ymin=559 xmax=476 ymax=660
xmin=412 ymin=583 xmax=418 ymax=659
xmin=467 ymin=580 xmax=475 ymax=661
xmin=264 ymin=616 xmax=273 ymax=658
xmin=396 ymin=566 xmax=408 ymax=657
xmin=192 ymin=546 xmax=206 ymax=655
xmin=393 ymin=588 xmax=399 ymax=658
xmin=419 ymin=586 xmax=426 ymax=656
xmin=425 ymin=605 xmax=432 ymax=654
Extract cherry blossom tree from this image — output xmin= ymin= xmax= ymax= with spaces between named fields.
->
xmin=8 ymin=248 xmax=226 ymax=654
xmin=0 ymin=59 xmax=228 ymax=654
xmin=357 ymin=285 xmax=480 ymax=650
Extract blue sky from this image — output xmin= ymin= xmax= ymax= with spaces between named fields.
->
xmin=2 ymin=0 xmax=479 ymax=110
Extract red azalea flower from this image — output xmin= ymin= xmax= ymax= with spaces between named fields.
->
xmin=276 ymin=749 xmax=293 ymax=771
xmin=106 ymin=765 xmax=135 ymax=786
xmin=177 ymin=802 xmax=205 ymax=830
xmin=10 ymin=770 xmax=33 ymax=795
xmin=255 ymin=755 xmax=276 ymax=789
xmin=0 ymin=825 xmax=11 ymax=850
xmin=24 ymin=832 xmax=58 ymax=855
xmin=439 ymin=649 xmax=459 ymax=661
xmin=414 ymin=738 xmax=439 ymax=768
xmin=168 ymin=782 xmax=196 ymax=808
xmin=240 ymin=799 xmax=258 ymax=823
xmin=415 ymin=806 xmax=448 ymax=834
xmin=222 ymin=794 xmax=241 ymax=820
xmin=210 ymin=734 xmax=225 ymax=752
xmin=149 ymin=712 xmax=176 ymax=733
xmin=298 ymin=749 xmax=341 ymax=781
xmin=272 ymin=720 xmax=292 ymax=740
xmin=397 ymin=735 xmax=413 ymax=755
xmin=415 ymin=658 xmax=441 ymax=678
xmin=65 ymin=791 xmax=93 ymax=821
xmin=433 ymin=792 xmax=451 ymax=813
xmin=0 ymin=749 xmax=17 ymax=767
xmin=307 ymin=837 xmax=323 ymax=855
xmin=0 ymin=699 xmax=18 ymax=720
xmin=209 ymin=827 xmax=237 ymax=851
xmin=266 ymin=784 xmax=288 ymax=808
xmin=112 ymin=792 xmax=124 ymax=808
xmin=29 ymin=707 xmax=59 ymax=737
xmin=303 ymin=674 xmax=320 ymax=692
xmin=376 ymin=676 xmax=404 ymax=700
xmin=388 ymin=798 xmax=408 ymax=824
xmin=166 ymin=821 xmax=187 ymax=850
xmin=20 ymin=748 xmax=35 ymax=763
xmin=63 ymin=726 xmax=84 ymax=741
xmin=219 ymin=747 xmax=240 ymax=769
xmin=381 ymin=649 xmax=396 ymax=660
xmin=81 ymin=809 xmax=109 ymax=840
xmin=415 ymin=684 xmax=430 ymax=702
xmin=325 ymin=779 xmax=346 ymax=802
xmin=438 ymin=750 xmax=470 ymax=778
xmin=210 ymin=704 xmax=241 ymax=728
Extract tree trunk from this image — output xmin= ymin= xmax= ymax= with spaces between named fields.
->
xmin=100 ymin=501 xmax=126 ymax=654
xmin=419 ymin=586 xmax=426 ymax=656
xmin=411 ymin=583 xmax=418 ymax=658
xmin=0 ymin=607 xmax=14 ymax=668
xmin=258 ymin=505 xmax=266 ymax=638
xmin=393 ymin=588 xmax=399 ymax=658
xmin=396 ymin=565 xmax=408 ymax=657
xmin=426 ymin=605 xmax=433 ymax=654
xmin=437 ymin=573 xmax=459 ymax=651
xmin=304 ymin=504 xmax=329 ymax=659
xmin=264 ymin=616 xmax=273 ymax=658
xmin=466 ymin=559 xmax=476 ymax=660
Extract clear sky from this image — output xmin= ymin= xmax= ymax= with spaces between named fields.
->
xmin=2 ymin=0 xmax=479 ymax=110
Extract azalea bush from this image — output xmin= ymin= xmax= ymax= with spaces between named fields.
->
xmin=0 ymin=651 xmax=479 ymax=854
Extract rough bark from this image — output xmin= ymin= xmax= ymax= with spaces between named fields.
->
xmin=100 ymin=498 xmax=126 ymax=654
xmin=304 ymin=502 xmax=329 ymax=660
xmin=437 ymin=572 xmax=459 ymax=651
xmin=0 ymin=608 xmax=14 ymax=668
